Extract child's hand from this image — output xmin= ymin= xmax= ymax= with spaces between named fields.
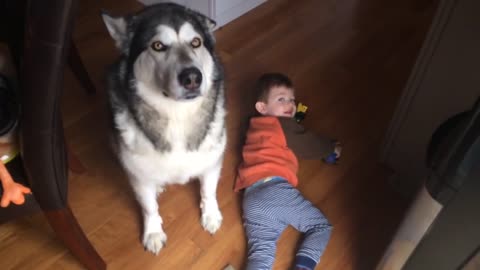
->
xmin=1 ymin=181 xmax=31 ymax=207
xmin=334 ymin=142 xmax=342 ymax=158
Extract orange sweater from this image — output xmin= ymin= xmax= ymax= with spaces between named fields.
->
xmin=234 ymin=116 xmax=299 ymax=191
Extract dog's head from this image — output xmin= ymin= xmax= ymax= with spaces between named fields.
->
xmin=102 ymin=3 xmax=219 ymax=101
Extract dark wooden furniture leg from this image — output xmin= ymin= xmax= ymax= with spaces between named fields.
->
xmin=44 ymin=206 xmax=106 ymax=270
xmin=66 ymin=143 xmax=87 ymax=174
xmin=68 ymin=41 xmax=96 ymax=95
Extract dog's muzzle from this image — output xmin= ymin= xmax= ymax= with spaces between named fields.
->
xmin=178 ymin=67 xmax=202 ymax=99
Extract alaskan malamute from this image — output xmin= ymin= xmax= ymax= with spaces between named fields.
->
xmin=102 ymin=3 xmax=226 ymax=255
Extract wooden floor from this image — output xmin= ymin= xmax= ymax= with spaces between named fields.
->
xmin=0 ymin=0 xmax=438 ymax=269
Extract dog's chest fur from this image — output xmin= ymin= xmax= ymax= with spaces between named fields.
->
xmin=113 ymin=86 xmax=226 ymax=185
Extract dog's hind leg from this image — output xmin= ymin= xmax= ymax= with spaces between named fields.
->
xmin=199 ymin=161 xmax=223 ymax=234
xmin=131 ymin=180 xmax=167 ymax=255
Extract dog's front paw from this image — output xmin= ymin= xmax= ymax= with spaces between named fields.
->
xmin=201 ymin=207 xmax=223 ymax=234
xmin=143 ymin=231 xmax=167 ymax=255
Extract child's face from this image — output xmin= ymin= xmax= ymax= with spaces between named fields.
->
xmin=255 ymin=86 xmax=296 ymax=118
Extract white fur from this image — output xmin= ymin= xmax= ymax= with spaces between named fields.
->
xmin=134 ymin=23 xmax=215 ymax=100
xmin=113 ymin=23 xmax=226 ymax=255
xmin=115 ymin=91 xmax=226 ymax=254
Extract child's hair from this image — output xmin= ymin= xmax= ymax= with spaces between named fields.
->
xmin=255 ymin=73 xmax=293 ymax=102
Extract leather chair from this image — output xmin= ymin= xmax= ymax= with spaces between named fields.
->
xmin=0 ymin=0 xmax=105 ymax=269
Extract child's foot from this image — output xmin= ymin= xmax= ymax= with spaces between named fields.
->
xmin=294 ymin=255 xmax=316 ymax=270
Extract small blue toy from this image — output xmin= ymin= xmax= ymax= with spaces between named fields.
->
xmin=323 ymin=152 xmax=338 ymax=164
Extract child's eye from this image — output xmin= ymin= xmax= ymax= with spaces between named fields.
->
xmin=278 ymin=97 xmax=285 ymax=102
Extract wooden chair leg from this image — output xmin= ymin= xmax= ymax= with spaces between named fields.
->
xmin=44 ymin=206 xmax=106 ymax=270
xmin=68 ymin=41 xmax=96 ymax=95
xmin=66 ymin=143 xmax=87 ymax=174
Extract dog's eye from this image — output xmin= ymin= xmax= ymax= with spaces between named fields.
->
xmin=151 ymin=41 xmax=166 ymax=52
xmin=191 ymin=37 xmax=202 ymax=48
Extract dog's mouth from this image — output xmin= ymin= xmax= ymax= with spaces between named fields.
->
xmin=162 ymin=91 xmax=200 ymax=100
xmin=183 ymin=92 xmax=200 ymax=100
xmin=162 ymin=90 xmax=200 ymax=100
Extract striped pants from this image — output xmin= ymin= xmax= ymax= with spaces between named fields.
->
xmin=243 ymin=179 xmax=332 ymax=270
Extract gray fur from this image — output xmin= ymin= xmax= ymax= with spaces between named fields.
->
xmin=102 ymin=4 xmax=226 ymax=254
xmin=103 ymin=3 xmax=225 ymax=152
xmin=186 ymin=79 xmax=223 ymax=150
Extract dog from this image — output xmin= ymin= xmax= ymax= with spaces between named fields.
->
xmin=101 ymin=3 xmax=226 ymax=255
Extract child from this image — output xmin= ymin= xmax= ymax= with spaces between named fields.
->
xmin=232 ymin=73 xmax=339 ymax=270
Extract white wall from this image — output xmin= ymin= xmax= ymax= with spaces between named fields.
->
xmin=137 ymin=0 xmax=266 ymax=28
xmin=214 ymin=0 xmax=266 ymax=27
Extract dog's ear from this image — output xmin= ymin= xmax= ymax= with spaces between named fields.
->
xmin=101 ymin=11 xmax=129 ymax=52
xmin=189 ymin=9 xmax=216 ymax=32
xmin=202 ymin=16 xmax=217 ymax=31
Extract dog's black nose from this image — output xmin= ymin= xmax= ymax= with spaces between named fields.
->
xmin=178 ymin=67 xmax=202 ymax=91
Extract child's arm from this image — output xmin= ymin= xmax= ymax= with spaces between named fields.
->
xmin=279 ymin=117 xmax=337 ymax=160
xmin=0 ymin=161 xmax=31 ymax=207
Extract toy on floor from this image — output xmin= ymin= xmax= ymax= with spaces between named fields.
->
xmin=323 ymin=151 xmax=339 ymax=164
xmin=293 ymin=102 xmax=342 ymax=164
xmin=294 ymin=102 xmax=308 ymax=123
xmin=0 ymin=74 xmax=31 ymax=208
xmin=323 ymin=141 xmax=342 ymax=165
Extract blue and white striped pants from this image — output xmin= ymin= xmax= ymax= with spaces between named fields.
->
xmin=243 ymin=178 xmax=332 ymax=270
